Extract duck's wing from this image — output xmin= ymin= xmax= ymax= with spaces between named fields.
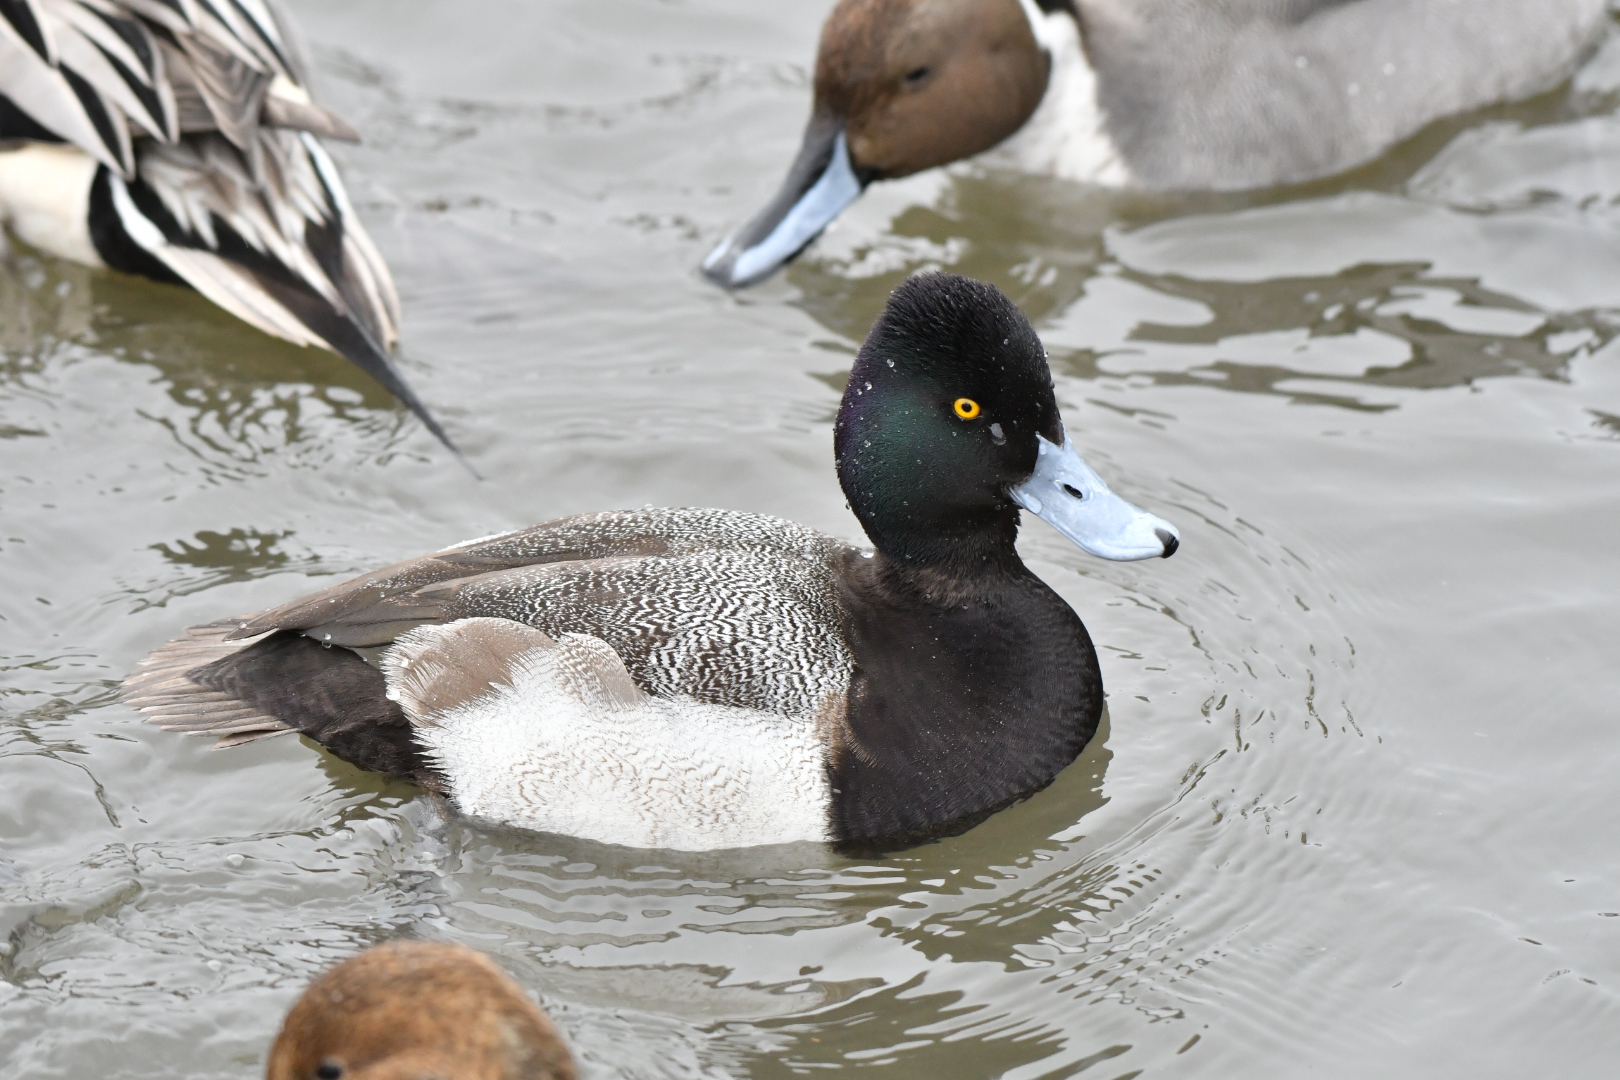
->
xmin=123 ymin=510 xmax=855 ymax=769
xmin=223 ymin=508 xmax=850 ymax=648
xmin=2 ymin=0 xmax=172 ymax=173
xmin=214 ymin=509 xmax=854 ymax=712
xmin=0 ymin=2 xmax=457 ymax=458
xmin=385 ymin=618 xmax=645 ymax=725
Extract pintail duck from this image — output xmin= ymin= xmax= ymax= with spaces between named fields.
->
xmin=702 ymin=0 xmax=1611 ymax=287
xmin=0 ymin=0 xmax=460 ymax=457
xmin=125 ymin=273 xmax=1179 ymax=850
xmin=266 ymin=941 xmax=575 ymax=1080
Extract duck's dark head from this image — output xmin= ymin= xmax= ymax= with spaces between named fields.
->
xmin=835 ymin=273 xmax=1179 ymax=570
xmin=702 ymin=0 xmax=1049 ymax=288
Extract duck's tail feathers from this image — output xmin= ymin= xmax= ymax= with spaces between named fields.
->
xmin=124 ymin=620 xmax=443 ymax=783
xmin=4 ymin=3 xmax=465 ymax=465
xmin=0 ymin=6 xmax=139 ymax=174
xmin=92 ymin=129 xmax=470 ymax=467
xmin=122 ymin=621 xmax=295 ymax=746
xmin=0 ymin=0 xmax=350 ymax=173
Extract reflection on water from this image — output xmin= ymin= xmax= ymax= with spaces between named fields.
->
xmin=788 ymin=70 xmax=1620 ymax=421
xmin=129 ymin=529 xmax=317 ymax=613
xmin=0 ymin=250 xmax=417 ymax=479
xmin=1057 ymin=264 xmax=1614 ymax=411
xmin=792 ymin=149 xmax=1620 ymax=413
xmin=4 ymin=1 xmax=1620 ymax=1077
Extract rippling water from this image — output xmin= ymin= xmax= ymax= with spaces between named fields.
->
xmin=4 ymin=2 xmax=1620 ymax=1076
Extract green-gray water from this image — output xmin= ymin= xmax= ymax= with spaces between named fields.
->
xmin=4 ymin=2 xmax=1620 ymax=1076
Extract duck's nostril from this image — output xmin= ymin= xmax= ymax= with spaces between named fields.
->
xmin=1061 ymin=484 xmax=1084 ymax=500
xmin=1155 ymin=528 xmax=1179 ymax=558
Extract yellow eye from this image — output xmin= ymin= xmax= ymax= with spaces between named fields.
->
xmin=953 ymin=398 xmax=981 ymax=420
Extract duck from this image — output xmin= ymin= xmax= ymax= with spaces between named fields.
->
xmin=701 ymin=0 xmax=1611 ymax=287
xmin=0 ymin=0 xmax=462 ymax=459
xmin=123 ymin=272 xmax=1180 ymax=850
xmin=266 ymin=940 xmax=576 ymax=1080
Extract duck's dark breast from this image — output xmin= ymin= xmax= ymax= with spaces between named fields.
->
xmin=827 ymin=558 xmax=1102 ymax=846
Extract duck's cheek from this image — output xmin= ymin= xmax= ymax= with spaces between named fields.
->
xmin=849 ymin=96 xmax=966 ymax=179
xmin=851 ymin=54 xmax=1047 ymax=175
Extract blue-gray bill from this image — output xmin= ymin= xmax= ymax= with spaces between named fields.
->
xmin=702 ymin=119 xmax=864 ymax=289
xmin=1011 ymin=434 xmax=1180 ymax=560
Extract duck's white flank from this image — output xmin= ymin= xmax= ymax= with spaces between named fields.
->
xmin=0 ymin=143 xmax=103 ymax=266
xmin=981 ymin=0 xmax=1130 ymax=185
xmin=389 ymin=621 xmax=834 ymax=850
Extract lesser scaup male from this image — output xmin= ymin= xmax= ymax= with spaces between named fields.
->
xmin=125 ymin=273 xmax=1179 ymax=850
xmin=0 ymin=0 xmax=462 ymax=459
xmin=266 ymin=941 xmax=575 ymax=1080
xmin=702 ymin=0 xmax=1610 ymax=287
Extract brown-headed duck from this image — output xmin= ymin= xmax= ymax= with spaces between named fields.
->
xmin=702 ymin=0 xmax=1611 ymax=286
xmin=266 ymin=940 xmax=575 ymax=1080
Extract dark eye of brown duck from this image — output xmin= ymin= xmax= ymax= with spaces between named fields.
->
xmin=315 ymin=1061 xmax=344 ymax=1080
xmin=904 ymin=66 xmax=931 ymax=84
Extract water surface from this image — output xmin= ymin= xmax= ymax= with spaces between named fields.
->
xmin=3 ymin=2 xmax=1620 ymax=1077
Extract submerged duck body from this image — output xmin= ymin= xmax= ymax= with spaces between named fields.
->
xmin=126 ymin=274 xmax=1179 ymax=850
xmin=703 ymin=0 xmax=1610 ymax=286
xmin=0 ymin=0 xmax=459 ymax=456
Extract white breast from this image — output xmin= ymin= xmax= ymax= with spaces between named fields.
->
xmin=0 ymin=143 xmax=103 ymax=266
xmin=978 ymin=1 xmax=1131 ymax=186
xmin=394 ymin=629 xmax=835 ymax=850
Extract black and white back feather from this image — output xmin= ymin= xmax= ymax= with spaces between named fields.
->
xmin=0 ymin=0 xmax=461 ymax=458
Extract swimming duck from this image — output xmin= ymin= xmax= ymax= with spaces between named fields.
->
xmin=702 ymin=0 xmax=1611 ymax=287
xmin=266 ymin=940 xmax=576 ymax=1080
xmin=0 ymin=0 xmax=461 ymax=457
xmin=124 ymin=273 xmax=1179 ymax=850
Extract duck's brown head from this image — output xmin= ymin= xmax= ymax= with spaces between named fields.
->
xmin=702 ymin=0 xmax=1049 ymax=288
xmin=821 ymin=0 xmax=1049 ymax=180
xmin=265 ymin=941 xmax=576 ymax=1080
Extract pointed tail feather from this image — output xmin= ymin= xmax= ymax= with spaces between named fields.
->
xmin=96 ymin=140 xmax=475 ymax=472
xmin=250 ymin=268 xmax=478 ymax=475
